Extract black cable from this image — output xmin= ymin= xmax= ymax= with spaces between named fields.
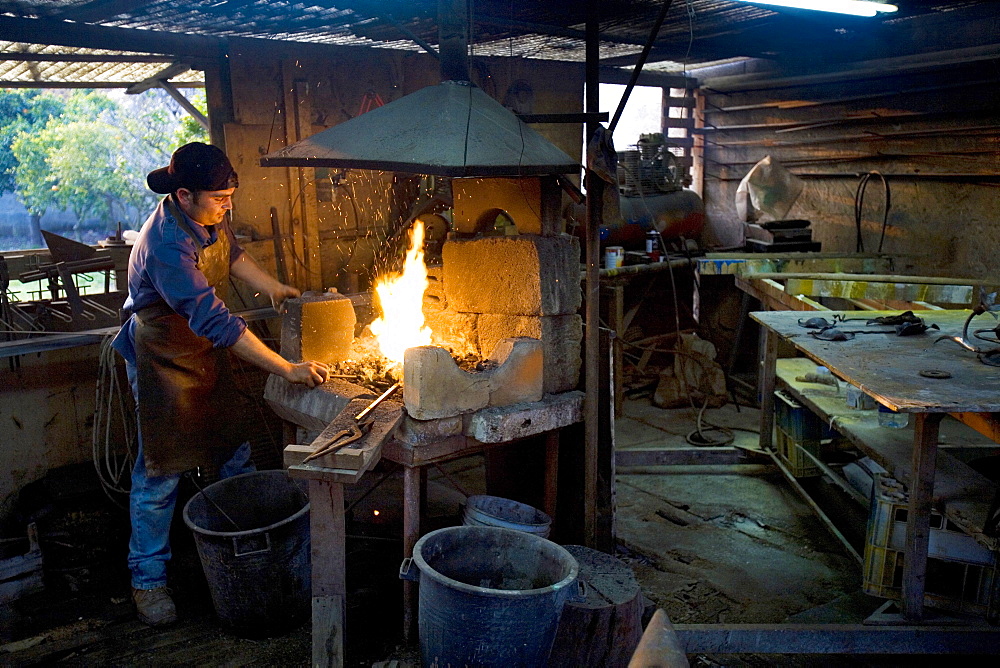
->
xmin=854 ymin=171 xmax=891 ymax=253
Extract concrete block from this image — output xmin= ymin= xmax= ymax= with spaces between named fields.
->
xmin=442 ymin=235 xmax=581 ymax=316
xmin=487 ymin=337 xmax=544 ymax=407
xmin=264 ymin=375 xmax=367 ymax=431
xmin=466 ymin=391 xmax=585 ymax=443
xmin=395 ymin=414 xmax=465 ymax=446
xmin=402 ymin=338 xmax=546 ymax=420
xmin=478 ymin=314 xmax=582 ymax=393
xmin=403 ymin=346 xmax=491 ymax=420
xmin=280 ymin=292 xmax=356 ymax=364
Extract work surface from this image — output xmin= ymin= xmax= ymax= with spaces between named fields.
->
xmin=751 ymin=309 xmax=1000 ymax=414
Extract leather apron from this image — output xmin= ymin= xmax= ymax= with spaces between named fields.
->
xmin=134 ymin=198 xmax=249 ymax=476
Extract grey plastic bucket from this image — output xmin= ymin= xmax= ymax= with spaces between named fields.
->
xmin=463 ymin=494 xmax=552 ymax=538
xmin=400 ymin=525 xmax=580 ymax=668
xmin=182 ymin=470 xmax=310 ymax=635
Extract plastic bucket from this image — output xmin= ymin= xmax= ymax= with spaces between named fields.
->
xmin=463 ymin=494 xmax=552 ymax=538
xmin=182 ymin=470 xmax=310 ymax=635
xmin=400 ymin=526 xmax=580 ymax=668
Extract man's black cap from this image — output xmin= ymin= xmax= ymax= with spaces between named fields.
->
xmin=147 ymin=142 xmax=239 ymax=194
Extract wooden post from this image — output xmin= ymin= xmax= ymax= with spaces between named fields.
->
xmin=758 ymin=326 xmax=778 ymax=450
xmin=544 ymin=430 xmax=560 ymax=523
xmin=402 ymin=465 xmax=422 ymax=642
xmin=309 ymin=479 xmax=346 ymax=668
xmin=902 ymin=412 xmax=944 ymax=621
xmin=597 ymin=327 xmax=617 ymax=551
xmin=691 ymin=89 xmax=705 ymax=199
xmin=583 ymin=0 xmax=602 ymax=549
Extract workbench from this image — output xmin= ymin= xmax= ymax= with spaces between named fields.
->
xmin=752 ymin=309 xmax=1000 ymax=622
xmin=265 ymin=376 xmax=583 ymax=667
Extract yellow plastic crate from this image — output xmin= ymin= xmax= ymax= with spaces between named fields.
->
xmin=774 ymin=425 xmax=821 ymax=478
xmin=862 ymin=474 xmax=998 ymax=616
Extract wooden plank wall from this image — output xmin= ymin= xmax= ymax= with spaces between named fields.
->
xmin=696 ymin=57 xmax=1000 ymax=279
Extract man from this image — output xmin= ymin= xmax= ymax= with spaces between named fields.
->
xmin=112 ymin=142 xmax=329 ymax=626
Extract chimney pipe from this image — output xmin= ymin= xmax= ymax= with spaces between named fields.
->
xmin=439 ymin=0 xmax=470 ymax=82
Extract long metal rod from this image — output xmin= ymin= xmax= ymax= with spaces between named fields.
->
xmin=675 ymin=624 xmax=1000 ymax=654
xmin=791 ymin=441 xmax=869 ymax=507
xmin=608 ymin=0 xmax=674 ymax=134
xmin=769 ymin=451 xmax=863 ymax=564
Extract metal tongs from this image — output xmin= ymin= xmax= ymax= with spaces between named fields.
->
xmin=302 ymin=382 xmax=401 ymax=464
xmin=935 ymin=291 xmax=1000 ymax=366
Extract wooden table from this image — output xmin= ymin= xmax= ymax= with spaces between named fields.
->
xmin=752 ymin=309 xmax=1000 ymax=622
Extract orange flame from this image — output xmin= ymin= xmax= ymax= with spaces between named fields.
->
xmin=369 ymin=221 xmax=432 ymax=372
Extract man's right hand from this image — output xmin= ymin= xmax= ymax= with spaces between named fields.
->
xmin=285 ymin=360 xmax=330 ymax=387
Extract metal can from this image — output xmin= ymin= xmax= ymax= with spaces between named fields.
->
xmin=604 ymin=246 xmax=624 ymax=268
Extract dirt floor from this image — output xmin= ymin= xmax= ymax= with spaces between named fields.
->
xmin=0 ymin=398 xmax=988 ymax=666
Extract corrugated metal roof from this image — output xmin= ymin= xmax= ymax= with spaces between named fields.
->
xmin=0 ymin=43 xmax=204 ymax=86
xmin=0 ymin=1 xmax=991 ymax=86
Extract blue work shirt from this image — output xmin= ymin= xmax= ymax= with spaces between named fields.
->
xmin=111 ymin=196 xmax=247 ymax=365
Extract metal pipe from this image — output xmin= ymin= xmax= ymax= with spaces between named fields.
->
xmin=769 ymin=450 xmax=863 ymax=564
xmin=438 ymin=0 xmax=470 ymax=82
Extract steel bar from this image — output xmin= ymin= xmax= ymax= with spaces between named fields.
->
xmin=615 ymin=447 xmax=759 ymax=467
xmin=791 ymin=442 xmax=869 ymax=507
xmin=769 ymin=450 xmax=863 ymax=564
xmin=608 ymin=0 xmax=674 ymax=134
xmin=675 ymin=623 xmax=1000 ymax=654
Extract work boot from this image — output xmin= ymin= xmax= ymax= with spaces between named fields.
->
xmin=132 ymin=586 xmax=177 ymax=627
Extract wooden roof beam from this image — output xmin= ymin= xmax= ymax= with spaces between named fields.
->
xmin=0 ymin=15 xmax=226 ymax=59
xmin=0 ymin=53 xmax=175 ymax=62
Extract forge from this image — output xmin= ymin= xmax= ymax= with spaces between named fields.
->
xmin=265 ymin=172 xmax=584 ymax=477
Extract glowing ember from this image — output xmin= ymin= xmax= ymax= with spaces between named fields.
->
xmin=368 ymin=220 xmax=432 ymax=373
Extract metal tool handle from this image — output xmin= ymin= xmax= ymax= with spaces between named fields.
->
xmin=354 ymin=382 xmax=400 ymax=423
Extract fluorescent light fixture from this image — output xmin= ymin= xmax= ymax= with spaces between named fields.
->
xmin=735 ymin=1 xmax=898 ymax=17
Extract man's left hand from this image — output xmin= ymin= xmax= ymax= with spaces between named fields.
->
xmin=270 ymin=284 xmax=301 ymax=313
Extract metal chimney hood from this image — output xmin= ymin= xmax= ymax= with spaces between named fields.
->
xmin=259 ymin=80 xmax=579 ymax=178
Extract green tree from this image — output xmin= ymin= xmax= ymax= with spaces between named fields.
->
xmin=0 ymin=89 xmax=64 ymax=197
xmin=4 ymin=88 xmax=209 ymax=248
xmin=10 ymin=124 xmax=60 ymax=246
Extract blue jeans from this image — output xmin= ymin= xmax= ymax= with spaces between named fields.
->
xmin=126 ymin=362 xmax=254 ymax=590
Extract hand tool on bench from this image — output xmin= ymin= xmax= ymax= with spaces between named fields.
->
xmin=301 ymin=382 xmax=401 ymax=464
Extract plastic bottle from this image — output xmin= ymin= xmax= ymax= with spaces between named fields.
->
xmin=645 ymin=229 xmax=660 ymax=255
xmin=877 ymin=405 xmax=909 ymax=429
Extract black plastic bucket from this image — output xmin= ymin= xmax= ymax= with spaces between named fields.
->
xmin=182 ymin=470 xmax=310 ymax=635
xmin=401 ymin=526 xmax=580 ymax=667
